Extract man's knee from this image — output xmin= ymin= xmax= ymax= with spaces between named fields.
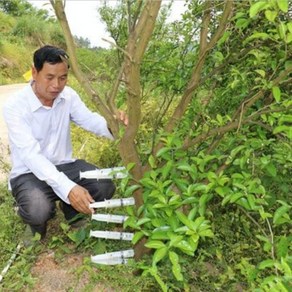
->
xmin=18 ymin=191 xmax=55 ymax=226
xmin=92 ymin=179 xmax=116 ymax=201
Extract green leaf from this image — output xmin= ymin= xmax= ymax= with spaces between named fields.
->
xmin=265 ymin=163 xmax=277 ymax=177
xmin=124 ymin=184 xmax=140 ymax=196
xmin=249 ymin=1 xmax=269 ymax=18
xmin=67 ymin=229 xmax=86 ymax=246
xmin=236 ymin=197 xmax=251 ymax=210
xmin=148 ymin=155 xmax=156 ymax=168
xmin=256 ymin=235 xmax=271 ymax=243
xmin=169 ymin=251 xmax=184 ymax=281
xmin=265 ymin=10 xmax=277 ymax=22
xmin=156 ymin=147 xmax=170 ymax=158
xmin=132 ymin=231 xmax=144 ymax=245
xmin=168 ymin=216 xmax=179 ymax=230
xmin=286 ymin=33 xmax=292 ymax=43
xmin=216 ymin=114 xmax=223 ymax=125
xmin=246 ymin=32 xmax=269 ymax=42
xmin=199 ymin=194 xmax=212 ymax=209
xmin=173 ymin=240 xmax=195 ymax=256
xmin=169 ymin=235 xmax=184 ymax=247
xmin=287 ymin=22 xmax=292 ymax=34
xmin=153 ymin=225 xmax=170 ymax=233
xmin=222 ymin=194 xmax=232 ymax=206
xmin=259 ymin=208 xmax=273 ymax=220
xmin=198 ymin=229 xmax=214 ymax=238
xmin=258 ymin=259 xmax=276 ymax=270
xmin=140 ymin=178 xmax=157 ymax=188
xmin=255 ymin=69 xmax=266 ymax=77
xmin=276 ymin=236 xmax=289 ymax=258
xmin=247 ymin=194 xmax=256 ymax=210
xmin=153 ymin=247 xmax=168 ymax=266
xmin=161 ymin=160 xmax=173 ymax=179
xmin=273 ymin=125 xmax=291 ymax=136
xmin=175 ymin=210 xmax=195 ymax=230
xmin=193 ymin=184 xmax=208 ymax=192
xmin=126 ymin=162 xmax=136 ymax=171
xmin=148 ymin=268 xmax=168 ymax=292
xmin=192 ymin=216 xmax=206 ymax=232
xmin=280 ymin=257 xmax=292 ymax=275
xmin=136 ymin=217 xmax=151 ymax=226
xmin=215 ymin=186 xmax=225 ymax=197
xmin=169 ymin=194 xmax=181 ymax=205
xmin=145 ymin=240 xmax=166 ymax=249
xmin=123 ymin=216 xmax=138 ymax=229
xmin=273 ymin=205 xmax=291 ymax=225
xmin=174 ymin=226 xmax=189 ymax=233
xmin=277 ymin=0 xmax=288 ymax=12
xmin=218 ymin=31 xmax=230 ymax=45
xmin=233 ymin=182 xmax=246 ymax=190
xmin=236 ymin=18 xmax=250 ymax=29
xmin=151 ymin=232 xmax=170 ymax=241
xmin=153 ymin=203 xmax=167 ymax=209
xmin=182 ymin=197 xmax=198 ymax=204
xmin=230 ymin=145 xmax=246 ymax=158
xmin=177 ymin=163 xmax=193 ymax=172
xmin=231 ymin=173 xmax=244 ymax=179
xmin=272 ymin=86 xmax=281 ymax=102
xmin=278 ymin=22 xmax=287 ymax=40
xmin=188 ymin=207 xmax=198 ymax=221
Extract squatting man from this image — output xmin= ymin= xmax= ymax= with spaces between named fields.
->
xmin=3 ymin=45 xmax=128 ymax=241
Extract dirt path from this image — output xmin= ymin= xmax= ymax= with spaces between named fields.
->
xmin=0 ymin=83 xmax=27 ymax=181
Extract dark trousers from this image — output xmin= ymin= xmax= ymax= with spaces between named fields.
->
xmin=10 ymin=159 xmax=116 ymax=237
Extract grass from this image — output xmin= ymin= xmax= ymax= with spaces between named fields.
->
xmin=0 ymin=182 xmax=157 ymax=291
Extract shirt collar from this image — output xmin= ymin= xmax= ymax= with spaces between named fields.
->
xmin=27 ymin=82 xmax=65 ymax=112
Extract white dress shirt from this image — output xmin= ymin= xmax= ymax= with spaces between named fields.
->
xmin=3 ymin=83 xmax=113 ymax=203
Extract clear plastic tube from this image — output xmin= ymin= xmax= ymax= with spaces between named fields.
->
xmin=89 ymin=197 xmax=135 ymax=209
xmin=90 ymin=230 xmax=134 ymax=241
xmin=91 ymin=249 xmax=134 ymax=262
xmin=80 ymin=167 xmax=127 ymax=180
xmin=91 ymin=213 xmax=128 ymax=223
xmin=91 ymin=257 xmax=130 ymax=265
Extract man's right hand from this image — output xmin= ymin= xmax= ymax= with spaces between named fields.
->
xmin=68 ymin=185 xmax=95 ymax=214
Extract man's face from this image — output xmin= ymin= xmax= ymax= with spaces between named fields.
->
xmin=32 ymin=61 xmax=68 ymax=106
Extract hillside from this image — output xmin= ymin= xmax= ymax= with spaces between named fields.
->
xmin=0 ymin=1 xmax=94 ymax=85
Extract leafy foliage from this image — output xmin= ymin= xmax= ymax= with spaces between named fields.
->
xmin=0 ymin=0 xmax=291 ymax=291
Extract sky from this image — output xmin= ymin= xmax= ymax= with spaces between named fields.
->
xmin=27 ymin=0 xmax=187 ymax=48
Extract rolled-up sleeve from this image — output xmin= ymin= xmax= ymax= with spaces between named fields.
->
xmin=69 ymin=91 xmax=114 ymax=140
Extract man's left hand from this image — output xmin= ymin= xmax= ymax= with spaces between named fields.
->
xmin=115 ymin=110 xmax=128 ymax=126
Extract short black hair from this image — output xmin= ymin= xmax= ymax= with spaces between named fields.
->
xmin=33 ymin=45 xmax=69 ymax=72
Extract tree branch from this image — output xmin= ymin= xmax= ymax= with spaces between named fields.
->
xmin=153 ymin=0 xmax=233 ymax=156
xmin=118 ymin=0 xmax=162 ymax=207
xmin=182 ymin=105 xmax=291 ymax=150
xmin=50 ymin=0 xmax=118 ymax=134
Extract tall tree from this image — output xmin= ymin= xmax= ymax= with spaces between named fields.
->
xmin=49 ymin=0 xmax=292 ymax=265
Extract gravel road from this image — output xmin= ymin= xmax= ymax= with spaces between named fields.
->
xmin=0 ymin=83 xmax=27 ymax=181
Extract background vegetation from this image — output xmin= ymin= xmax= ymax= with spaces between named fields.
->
xmin=0 ymin=0 xmax=291 ymax=291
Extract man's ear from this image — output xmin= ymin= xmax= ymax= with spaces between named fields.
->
xmin=31 ymin=66 xmax=37 ymax=80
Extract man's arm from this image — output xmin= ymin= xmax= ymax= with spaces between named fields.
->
xmin=69 ymin=89 xmax=128 ymax=138
xmin=3 ymin=102 xmax=76 ymax=204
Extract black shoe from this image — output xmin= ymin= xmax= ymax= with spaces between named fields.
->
xmin=21 ymin=225 xmax=34 ymax=247
xmin=70 ymin=218 xmax=87 ymax=229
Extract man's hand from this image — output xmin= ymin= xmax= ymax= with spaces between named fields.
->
xmin=68 ymin=185 xmax=95 ymax=214
xmin=114 ymin=110 xmax=128 ymax=126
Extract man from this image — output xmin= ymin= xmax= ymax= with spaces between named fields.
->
xmin=3 ymin=45 xmax=127 ymax=241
